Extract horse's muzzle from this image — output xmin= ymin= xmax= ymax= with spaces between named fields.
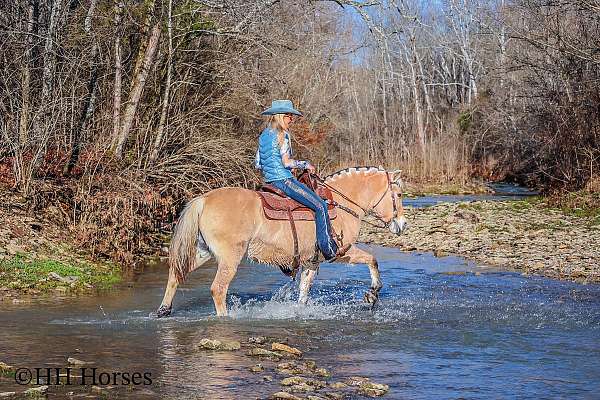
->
xmin=389 ymin=216 xmax=408 ymax=235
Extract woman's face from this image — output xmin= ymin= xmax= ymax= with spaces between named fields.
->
xmin=283 ymin=114 xmax=294 ymax=129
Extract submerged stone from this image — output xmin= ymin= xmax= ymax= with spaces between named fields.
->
xmin=249 ymin=364 xmax=264 ymax=373
xmin=329 ymin=382 xmax=347 ymax=389
xmin=24 ymin=386 xmax=48 ymax=397
xmin=314 ymin=367 xmax=331 ymax=378
xmin=277 ymin=361 xmax=304 ymax=375
xmin=281 ymin=376 xmax=326 ymax=389
xmin=67 ymin=357 xmax=92 ymax=365
xmin=272 ymin=343 xmax=302 ymax=357
xmin=248 ymin=336 xmax=267 ymax=344
xmin=0 ymin=362 xmax=14 ymax=373
xmin=247 ymin=348 xmax=282 ymax=359
xmin=197 ymin=338 xmax=240 ymax=351
xmin=358 ymin=382 xmax=390 ymax=397
xmin=345 ymin=376 xmax=370 ymax=386
xmin=270 ymin=392 xmax=302 ymax=400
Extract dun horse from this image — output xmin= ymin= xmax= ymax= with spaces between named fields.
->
xmin=156 ymin=166 xmax=408 ymax=317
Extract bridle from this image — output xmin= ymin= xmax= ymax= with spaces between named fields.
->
xmin=316 ymin=171 xmax=401 ymax=229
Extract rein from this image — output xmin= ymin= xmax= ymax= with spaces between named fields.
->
xmin=315 ymin=173 xmax=399 ymax=229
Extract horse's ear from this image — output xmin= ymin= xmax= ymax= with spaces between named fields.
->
xmin=391 ymin=169 xmax=403 ymax=184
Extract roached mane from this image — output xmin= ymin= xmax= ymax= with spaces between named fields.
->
xmin=324 ymin=166 xmax=386 ymax=181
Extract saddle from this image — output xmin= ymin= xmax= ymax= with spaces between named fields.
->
xmin=256 ymin=172 xmax=340 ymax=278
xmin=257 ymin=173 xmax=337 ymax=221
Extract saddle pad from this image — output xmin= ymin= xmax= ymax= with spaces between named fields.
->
xmin=257 ymin=192 xmax=337 ymax=221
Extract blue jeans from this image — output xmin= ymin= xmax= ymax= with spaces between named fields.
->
xmin=270 ymin=178 xmax=338 ymax=259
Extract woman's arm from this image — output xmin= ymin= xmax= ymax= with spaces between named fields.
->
xmin=280 ymin=133 xmax=313 ymax=170
xmin=254 ymin=148 xmax=262 ymax=170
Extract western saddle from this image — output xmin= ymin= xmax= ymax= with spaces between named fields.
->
xmin=255 ymin=172 xmax=339 ymax=277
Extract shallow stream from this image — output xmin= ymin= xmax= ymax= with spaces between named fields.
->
xmin=1 ymin=185 xmax=599 ymax=399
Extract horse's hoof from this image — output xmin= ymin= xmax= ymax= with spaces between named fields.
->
xmin=155 ymin=305 xmax=172 ymax=318
xmin=363 ymin=288 xmax=379 ymax=305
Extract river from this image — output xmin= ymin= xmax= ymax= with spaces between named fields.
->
xmin=1 ymin=185 xmax=599 ymax=399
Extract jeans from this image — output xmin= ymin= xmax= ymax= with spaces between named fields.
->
xmin=270 ymin=178 xmax=338 ymax=259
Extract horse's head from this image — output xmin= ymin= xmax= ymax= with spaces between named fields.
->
xmin=371 ymin=169 xmax=408 ymax=235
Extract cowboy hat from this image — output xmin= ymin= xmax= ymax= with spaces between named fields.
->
xmin=261 ymin=99 xmax=303 ymax=116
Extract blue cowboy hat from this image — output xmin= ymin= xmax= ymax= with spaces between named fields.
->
xmin=261 ymin=100 xmax=303 ymax=116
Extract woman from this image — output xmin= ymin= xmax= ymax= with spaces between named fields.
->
xmin=255 ymin=100 xmax=349 ymax=261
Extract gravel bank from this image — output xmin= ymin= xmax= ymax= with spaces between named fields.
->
xmin=359 ymin=199 xmax=600 ymax=283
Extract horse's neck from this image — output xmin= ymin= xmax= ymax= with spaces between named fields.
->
xmin=326 ymin=171 xmax=385 ymax=213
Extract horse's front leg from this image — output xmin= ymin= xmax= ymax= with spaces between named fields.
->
xmin=298 ymin=266 xmax=317 ymax=305
xmin=338 ymin=246 xmax=382 ymax=307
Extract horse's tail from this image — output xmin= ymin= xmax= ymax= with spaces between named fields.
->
xmin=169 ymin=197 xmax=207 ymax=283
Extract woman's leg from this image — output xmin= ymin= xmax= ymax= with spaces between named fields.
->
xmin=271 ymin=178 xmax=338 ymax=259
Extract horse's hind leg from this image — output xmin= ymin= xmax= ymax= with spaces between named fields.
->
xmin=299 ymin=266 xmax=317 ymax=304
xmin=157 ymin=252 xmax=211 ymax=318
xmin=339 ymin=246 xmax=382 ymax=306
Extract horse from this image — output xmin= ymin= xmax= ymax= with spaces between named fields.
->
xmin=156 ymin=166 xmax=408 ymax=317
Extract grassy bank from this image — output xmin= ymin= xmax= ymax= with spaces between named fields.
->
xmin=0 ymin=255 xmax=120 ymax=297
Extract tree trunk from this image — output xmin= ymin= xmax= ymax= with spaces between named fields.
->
xmin=150 ymin=0 xmax=173 ymax=163
xmin=64 ymin=0 xmax=99 ymax=175
xmin=41 ymin=0 xmax=63 ymax=100
xmin=112 ymin=0 xmax=124 ymax=148
xmin=114 ymin=22 xmax=162 ymax=159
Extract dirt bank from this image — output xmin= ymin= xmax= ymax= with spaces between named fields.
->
xmin=0 ymin=190 xmax=121 ymax=301
xmin=359 ymin=198 xmax=600 ymax=283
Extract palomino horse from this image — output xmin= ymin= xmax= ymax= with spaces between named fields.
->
xmin=156 ymin=166 xmax=408 ymax=317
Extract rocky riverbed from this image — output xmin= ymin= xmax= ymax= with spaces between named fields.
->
xmin=0 ymin=337 xmax=390 ymax=399
xmin=359 ymin=198 xmax=600 ymax=283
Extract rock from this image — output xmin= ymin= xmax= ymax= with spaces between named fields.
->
xmin=47 ymin=272 xmax=78 ymax=284
xmin=433 ymin=248 xmax=448 ymax=257
xmin=289 ymin=383 xmax=314 ymax=393
xmin=345 ymin=376 xmax=370 ymax=386
xmin=270 ymin=392 xmax=302 ymax=400
xmin=272 ymin=343 xmax=302 ymax=357
xmin=329 ymin=382 xmax=347 ymax=389
xmin=24 ymin=386 xmax=48 ymax=397
xmin=281 ymin=377 xmax=326 ymax=389
xmin=263 ymin=375 xmax=273 ymax=382
xmin=0 ymin=392 xmax=16 ymax=398
xmin=196 ymin=338 xmax=240 ymax=351
xmin=314 ymin=367 xmax=331 ymax=378
xmin=249 ymin=364 xmax=264 ymax=373
xmin=67 ymin=357 xmax=93 ymax=365
xmin=277 ymin=361 xmax=304 ymax=375
xmin=248 ymin=336 xmax=267 ymax=344
xmin=307 ymin=396 xmax=326 ymax=400
xmin=91 ymin=386 xmax=115 ymax=393
xmin=358 ymin=382 xmax=390 ymax=397
xmin=325 ymin=393 xmax=345 ymax=400
xmin=0 ymin=362 xmax=14 ymax=373
xmin=247 ymin=348 xmax=282 ymax=358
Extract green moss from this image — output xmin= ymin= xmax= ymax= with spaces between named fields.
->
xmin=0 ymin=256 xmax=121 ymax=293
